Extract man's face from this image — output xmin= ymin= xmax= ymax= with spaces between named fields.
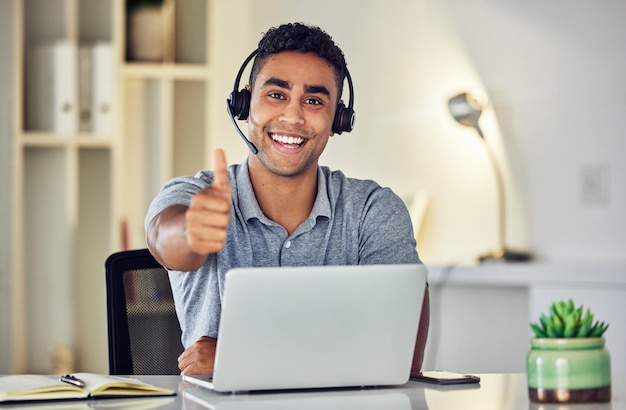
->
xmin=246 ymin=51 xmax=338 ymax=178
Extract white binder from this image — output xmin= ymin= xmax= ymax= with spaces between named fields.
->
xmin=25 ymin=41 xmax=78 ymax=134
xmin=78 ymin=45 xmax=93 ymax=132
xmin=91 ymin=42 xmax=114 ymax=135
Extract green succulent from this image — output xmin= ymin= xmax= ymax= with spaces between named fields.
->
xmin=530 ymin=299 xmax=609 ymax=338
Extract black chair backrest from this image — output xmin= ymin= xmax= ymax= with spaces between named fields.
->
xmin=105 ymin=248 xmax=184 ymax=375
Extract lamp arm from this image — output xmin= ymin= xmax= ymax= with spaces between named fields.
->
xmin=483 ymin=140 xmax=507 ymax=254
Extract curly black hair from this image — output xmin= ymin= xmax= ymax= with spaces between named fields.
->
xmin=249 ymin=22 xmax=348 ymax=102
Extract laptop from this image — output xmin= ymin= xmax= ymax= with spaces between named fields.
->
xmin=183 ymin=387 xmax=413 ymax=410
xmin=183 ymin=264 xmax=427 ymax=393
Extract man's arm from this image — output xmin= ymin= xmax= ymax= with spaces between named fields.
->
xmin=147 ymin=149 xmax=232 ymax=271
xmin=411 ymin=285 xmax=430 ymax=376
xmin=358 ymin=187 xmax=430 ymax=374
xmin=147 ymin=205 xmax=206 ymax=271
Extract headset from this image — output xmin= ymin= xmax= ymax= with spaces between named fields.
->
xmin=226 ymin=49 xmax=356 ymax=155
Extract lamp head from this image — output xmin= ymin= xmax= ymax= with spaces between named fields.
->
xmin=448 ymin=92 xmax=484 ymax=138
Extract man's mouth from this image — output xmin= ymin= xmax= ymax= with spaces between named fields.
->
xmin=270 ymin=133 xmax=305 ymax=147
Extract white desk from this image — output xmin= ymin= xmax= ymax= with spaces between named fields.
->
xmin=2 ymin=374 xmax=623 ymax=409
xmin=425 ymin=263 xmax=626 ymax=373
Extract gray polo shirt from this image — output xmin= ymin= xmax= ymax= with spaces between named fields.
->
xmin=145 ymin=160 xmax=421 ymax=347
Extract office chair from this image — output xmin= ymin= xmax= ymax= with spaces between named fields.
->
xmin=105 ymin=248 xmax=184 ymax=375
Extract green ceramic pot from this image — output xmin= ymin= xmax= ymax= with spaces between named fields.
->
xmin=527 ymin=337 xmax=611 ymax=403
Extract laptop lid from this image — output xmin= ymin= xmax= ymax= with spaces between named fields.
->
xmin=184 ymin=264 xmax=427 ymax=393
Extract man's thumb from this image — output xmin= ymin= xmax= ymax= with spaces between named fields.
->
xmin=212 ymin=149 xmax=230 ymax=191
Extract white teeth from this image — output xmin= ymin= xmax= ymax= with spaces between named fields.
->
xmin=271 ymin=134 xmax=304 ymax=145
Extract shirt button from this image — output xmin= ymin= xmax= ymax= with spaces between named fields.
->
xmin=285 ymin=240 xmax=292 ymax=249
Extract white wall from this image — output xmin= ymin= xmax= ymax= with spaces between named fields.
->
xmin=441 ymin=0 xmax=626 ymax=263
xmin=213 ymin=0 xmax=626 ymax=266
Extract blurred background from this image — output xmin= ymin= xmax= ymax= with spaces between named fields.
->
xmin=1 ymin=0 xmax=624 ymax=375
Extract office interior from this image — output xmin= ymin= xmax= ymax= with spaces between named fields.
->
xmin=0 ymin=0 xmax=624 ymax=376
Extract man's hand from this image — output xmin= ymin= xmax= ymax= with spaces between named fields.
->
xmin=185 ymin=149 xmax=232 ymax=255
xmin=178 ymin=336 xmax=218 ymax=375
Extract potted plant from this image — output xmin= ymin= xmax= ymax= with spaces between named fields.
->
xmin=126 ymin=0 xmax=172 ymax=62
xmin=527 ymin=299 xmax=611 ymax=403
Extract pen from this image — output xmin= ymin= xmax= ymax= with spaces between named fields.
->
xmin=60 ymin=374 xmax=86 ymax=388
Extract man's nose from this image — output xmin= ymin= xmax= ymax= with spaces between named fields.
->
xmin=279 ymin=99 xmax=305 ymax=125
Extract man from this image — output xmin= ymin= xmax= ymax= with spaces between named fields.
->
xmin=145 ymin=22 xmax=429 ymax=376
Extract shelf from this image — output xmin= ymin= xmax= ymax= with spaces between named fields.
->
xmin=7 ymin=0 xmax=216 ymax=374
xmin=122 ymin=62 xmax=210 ymax=80
xmin=20 ymin=133 xmax=114 ymax=148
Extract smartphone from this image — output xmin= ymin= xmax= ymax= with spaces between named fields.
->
xmin=411 ymin=371 xmax=480 ymax=385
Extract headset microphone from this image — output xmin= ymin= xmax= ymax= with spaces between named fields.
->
xmin=227 ymin=102 xmax=258 ymax=154
xmin=227 ymin=48 xmax=356 ymax=154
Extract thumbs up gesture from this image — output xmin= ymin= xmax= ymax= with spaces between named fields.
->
xmin=185 ymin=149 xmax=232 ymax=255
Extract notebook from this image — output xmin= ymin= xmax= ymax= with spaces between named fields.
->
xmin=183 ymin=264 xmax=427 ymax=393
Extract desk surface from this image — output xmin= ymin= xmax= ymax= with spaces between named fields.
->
xmin=3 ymin=373 xmax=624 ymax=409
xmin=427 ymin=263 xmax=626 ymax=288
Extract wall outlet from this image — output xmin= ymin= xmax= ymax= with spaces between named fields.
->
xmin=580 ymin=164 xmax=610 ymax=206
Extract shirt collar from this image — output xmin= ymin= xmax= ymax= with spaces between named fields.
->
xmin=235 ymin=160 xmax=331 ymax=224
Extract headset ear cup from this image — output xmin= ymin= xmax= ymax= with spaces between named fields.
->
xmin=332 ymin=103 xmax=355 ymax=134
xmin=238 ymin=89 xmax=251 ymax=120
xmin=228 ymin=89 xmax=251 ymax=120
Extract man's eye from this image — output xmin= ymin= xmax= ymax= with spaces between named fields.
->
xmin=305 ymin=98 xmax=322 ymax=105
xmin=268 ymin=92 xmax=285 ymax=100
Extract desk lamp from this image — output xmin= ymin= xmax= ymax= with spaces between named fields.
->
xmin=448 ymin=92 xmax=531 ymax=263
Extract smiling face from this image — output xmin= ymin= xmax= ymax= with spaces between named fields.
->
xmin=246 ymin=51 xmax=339 ymax=179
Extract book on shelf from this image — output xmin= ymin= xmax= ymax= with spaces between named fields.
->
xmin=0 ymin=373 xmax=175 ymax=403
xmin=25 ymin=40 xmax=78 ymax=134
